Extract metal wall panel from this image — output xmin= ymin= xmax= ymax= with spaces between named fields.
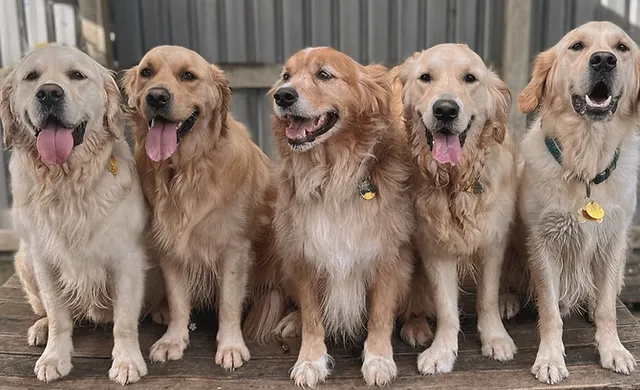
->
xmin=109 ymin=0 xmax=509 ymax=68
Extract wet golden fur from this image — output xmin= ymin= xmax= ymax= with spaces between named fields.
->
xmin=122 ymin=45 xmax=285 ymax=369
xmin=270 ymin=47 xmax=415 ymax=387
xmin=512 ymin=21 xmax=640 ymax=384
xmin=1 ymin=45 xmax=162 ymax=385
xmin=396 ymin=44 xmax=518 ymax=375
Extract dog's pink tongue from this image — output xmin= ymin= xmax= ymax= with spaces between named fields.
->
xmin=146 ymin=121 xmax=179 ymax=162
xmin=285 ymin=118 xmax=315 ymax=140
xmin=36 ymin=126 xmax=74 ymax=165
xmin=432 ymin=133 xmax=462 ymax=165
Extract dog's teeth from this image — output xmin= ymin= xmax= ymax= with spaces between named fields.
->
xmin=177 ymin=121 xmax=183 ymax=128
xmin=585 ymin=94 xmax=612 ymax=108
xmin=149 ymin=118 xmax=155 ymax=129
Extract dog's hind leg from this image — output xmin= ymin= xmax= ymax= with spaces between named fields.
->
xmin=15 ymin=242 xmax=45 ymax=316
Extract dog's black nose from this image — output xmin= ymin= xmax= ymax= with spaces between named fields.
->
xmin=433 ymin=99 xmax=459 ymax=122
xmin=146 ymin=88 xmax=172 ymax=109
xmin=36 ymin=83 xmax=64 ymax=108
xmin=274 ymin=87 xmax=298 ymax=108
xmin=590 ymin=51 xmax=617 ymax=72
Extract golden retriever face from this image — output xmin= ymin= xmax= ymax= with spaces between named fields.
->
xmin=0 ymin=45 xmax=121 ymax=164
xmin=519 ymin=21 xmax=640 ymax=121
xmin=271 ymin=47 xmax=389 ymax=152
xmin=399 ymin=44 xmax=510 ymax=166
xmin=123 ymin=45 xmax=230 ymax=162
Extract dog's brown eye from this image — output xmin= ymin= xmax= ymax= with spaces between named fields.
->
xmin=181 ymin=71 xmax=196 ymax=81
xmin=464 ymin=74 xmax=477 ymax=83
xmin=570 ymin=41 xmax=584 ymax=51
xmin=140 ymin=68 xmax=153 ymax=78
xmin=69 ymin=71 xmax=86 ymax=80
xmin=282 ymin=72 xmax=290 ymax=81
xmin=616 ymin=43 xmax=629 ymax=52
xmin=24 ymin=71 xmax=39 ymax=81
xmin=317 ymin=70 xmax=332 ymax=80
xmin=419 ymin=73 xmax=431 ymax=82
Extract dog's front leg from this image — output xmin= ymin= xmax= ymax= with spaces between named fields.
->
xmin=109 ymin=246 xmax=147 ymax=384
xmin=361 ymin=251 xmax=411 ymax=386
xmin=417 ymin=253 xmax=459 ymax=375
xmin=215 ymin=242 xmax=251 ymax=370
xmin=150 ymin=262 xmax=191 ymax=362
xmin=477 ymin=238 xmax=517 ymax=362
xmin=594 ymin=235 xmax=637 ymax=375
xmin=290 ymin=260 xmax=330 ymax=387
xmin=31 ymin=257 xmax=74 ymax=382
xmin=529 ymin=244 xmax=567 ymax=384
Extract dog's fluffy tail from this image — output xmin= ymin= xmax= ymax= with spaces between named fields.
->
xmin=243 ymin=287 xmax=287 ymax=344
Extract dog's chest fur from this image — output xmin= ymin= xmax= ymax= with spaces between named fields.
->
xmin=10 ymin=151 xmax=138 ymax=318
xmin=299 ymin=199 xmax=383 ymax=276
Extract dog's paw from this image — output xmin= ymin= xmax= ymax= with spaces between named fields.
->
xmin=499 ymin=293 xmax=521 ymax=320
xmin=481 ymin=333 xmax=517 ymax=362
xmin=28 ymin=318 xmax=48 ymax=347
xmin=417 ymin=345 xmax=457 ymax=375
xmin=149 ymin=334 xmax=188 ymax=363
xmin=151 ymin=305 xmax=170 ymax=326
xmin=275 ymin=311 xmax=302 ymax=339
xmin=215 ymin=342 xmax=250 ymax=371
xmin=34 ymin=352 xmax=72 ymax=383
xmin=361 ymin=351 xmax=397 ymax=386
xmin=109 ymin=350 xmax=148 ymax=385
xmin=290 ymin=355 xmax=330 ymax=388
xmin=531 ymin=349 xmax=569 ymax=384
xmin=400 ymin=316 xmax=433 ymax=347
xmin=599 ymin=344 xmax=637 ymax=375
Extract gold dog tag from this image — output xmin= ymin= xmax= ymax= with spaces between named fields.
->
xmin=359 ymin=179 xmax=377 ymax=200
xmin=107 ymin=156 xmax=119 ymax=176
xmin=578 ymin=201 xmax=604 ymax=223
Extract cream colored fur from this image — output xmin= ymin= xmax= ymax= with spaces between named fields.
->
xmin=396 ymin=44 xmax=518 ymax=375
xmin=0 ymin=45 xmax=163 ymax=385
xmin=511 ymin=21 xmax=640 ymax=385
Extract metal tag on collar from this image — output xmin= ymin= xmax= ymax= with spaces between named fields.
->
xmin=359 ymin=178 xmax=377 ymax=200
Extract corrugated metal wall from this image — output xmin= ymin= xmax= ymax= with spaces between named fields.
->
xmin=107 ymin=0 xmax=639 ymax=158
xmin=108 ymin=0 xmax=505 ymax=68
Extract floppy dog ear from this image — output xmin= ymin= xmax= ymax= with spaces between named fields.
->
xmin=121 ymin=66 xmax=138 ymax=108
xmin=518 ymin=49 xmax=556 ymax=114
xmin=0 ymin=69 xmax=17 ymax=148
xmin=489 ymin=72 xmax=512 ymax=144
xmin=357 ymin=64 xmax=391 ymax=116
xmin=103 ymin=71 xmax=124 ymax=140
xmin=211 ymin=64 xmax=231 ymax=124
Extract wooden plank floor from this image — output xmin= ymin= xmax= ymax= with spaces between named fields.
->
xmin=1 ymin=275 xmax=640 ymax=389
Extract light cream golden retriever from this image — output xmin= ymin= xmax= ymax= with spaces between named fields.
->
xmin=396 ymin=43 xmax=518 ymax=374
xmin=122 ymin=45 xmax=285 ymax=369
xmin=270 ymin=47 xmax=415 ymax=387
xmin=514 ymin=21 xmax=639 ymax=384
xmin=0 ymin=45 xmax=159 ymax=384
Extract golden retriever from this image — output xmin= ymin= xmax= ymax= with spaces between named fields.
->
xmin=514 ymin=21 xmax=639 ymax=384
xmin=396 ymin=43 xmax=517 ymax=374
xmin=270 ymin=47 xmax=415 ymax=387
xmin=0 ymin=45 xmax=159 ymax=384
xmin=122 ymin=45 xmax=284 ymax=369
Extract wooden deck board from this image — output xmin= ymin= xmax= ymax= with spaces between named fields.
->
xmin=2 ymin=275 xmax=640 ymax=389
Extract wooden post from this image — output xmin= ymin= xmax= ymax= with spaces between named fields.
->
xmin=502 ymin=0 xmax=532 ymax=142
